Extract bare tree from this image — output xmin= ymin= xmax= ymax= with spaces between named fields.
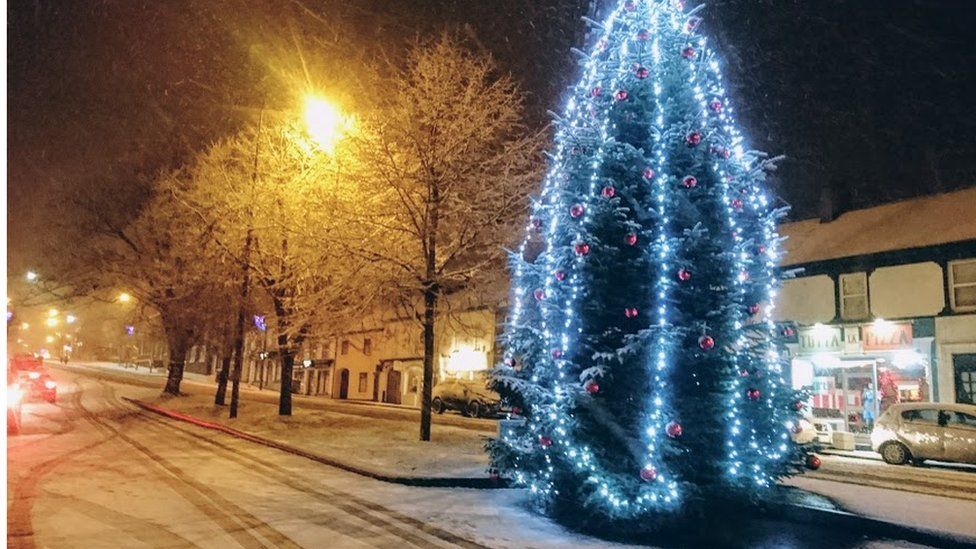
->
xmin=342 ymin=35 xmax=545 ymax=441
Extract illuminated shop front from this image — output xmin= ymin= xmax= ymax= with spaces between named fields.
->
xmin=790 ymin=319 xmax=933 ymax=435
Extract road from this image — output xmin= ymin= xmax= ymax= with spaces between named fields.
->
xmin=8 ymin=368 xmax=976 ymax=548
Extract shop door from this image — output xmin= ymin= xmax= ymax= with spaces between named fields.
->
xmin=385 ymin=370 xmax=402 ymax=405
xmin=338 ymin=369 xmax=349 ymax=399
xmin=953 ymin=354 xmax=976 ymax=404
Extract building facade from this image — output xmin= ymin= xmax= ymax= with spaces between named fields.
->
xmin=775 ymin=188 xmax=976 ymax=439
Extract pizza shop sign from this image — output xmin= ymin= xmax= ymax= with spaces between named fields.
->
xmin=862 ymin=320 xmax=913 ymax=351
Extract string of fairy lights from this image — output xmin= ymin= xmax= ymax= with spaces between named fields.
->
xmin=502 ymin=0 xmax=795 ymax=513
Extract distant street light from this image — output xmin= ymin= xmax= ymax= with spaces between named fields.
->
xmin=66 ymin=314 xmax=77 ymax=324
xmin=45 ymin=335 xmax=55 ymax=344
xmin=48 ymin=308 xmax=59 ymax=317
xmin=118 ymin=292 xmax=132 ymax=303
xmin=20 ymin=322 xmax=30 ymax=330
xmin=303 ymin=95 xmax=350 ymax=152
xmin=46 ymin=317 xmax=59 ymax=328
xmin=25 ymin=271 xmax=38 ymax=282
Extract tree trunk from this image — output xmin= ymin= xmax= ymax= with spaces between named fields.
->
xmin=229 ymin=228 xmax=253 ymax=419
xmin=277 ymin=329 xmax=294 ymax=416
xmin=419 ymin=286 xmax=437 ymax=441
xmin=163 ymin=339 xmax=188 ymax=395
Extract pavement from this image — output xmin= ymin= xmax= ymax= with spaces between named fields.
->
xmin=10 ymin=364 xmax=976 ymax=547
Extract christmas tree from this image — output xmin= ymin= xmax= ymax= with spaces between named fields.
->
xmin=490 ymin=0 xmax=810 ymax=530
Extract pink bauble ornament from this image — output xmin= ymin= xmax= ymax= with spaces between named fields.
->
xmin=681 ymin=175 xmax=698 ymax=188
xmin=698 ymin=335 xmax=715 ymax=350
xmin=554 ymin=270 xmax=566 ymax=282
xmin=681 ymin=46 xmax=696 ymax=59
xmin=635 ymin=66 xmax=649 ymax=79
xmin=637 ymin=29 xmax=650 ymax=41
xmin=739 ymin=369 xmax=750 ymax=377
xmin=731 ymin=198 xmax=744 ymax=210
xmin=757 ymin=245 xmax=767 ymax=255
xmin=686 ymin=16 xmax=702 ymax=32
xmin=666 ymin=421 xmax=683 ymax=438
xmin=642 ymin=167 xmax=656 ymax=180
xmin=570 ymin=204 xmax=585 ymax=218
xmin=511 ymin=405 xmax=522 ymax=415
xmin=533 ymin=289 xmax=545 ymax=301
xmin=794 ymin=401 xmax=805 ymax=412
xmin=625 ymin=0 xmax=636 ymax=11
xmin=748 ymin=304 xmax=760 ymax=315
xmin=601 ymin=185 xmax=616 ymax=198
xmin=624 ymin=307 xmax=639 ymax=319
xmin=782 ymin=326 xmax=796 ymax=337
xmin=677 ymin=268 xmax=692 ymax=281
xmin=746 ymin=388 xmax=761 ymax=401
xmin=590 ymin=86 xmax=602 ymax=98
xmin=539 ymin=436 xmax=553 ymax=448
xmin=624 ymin=233 xmax=638 ymax=246
xmin=574 ymin=242 xmax=590 ymax=256
xmin=640 ymin=465 xmax=658 ymax=482
xmin=584 ymin=379 xmax=600 ymax=394
xmin=709 ymin=99 xmax=723 ymax=112
xmin=685 ymin=131 xmax=702 ymax=146
xmin=615 ymin=89 xmax=629 ymax=101
xmin=551 ymin=349 xmax=563 ymax=359
xmin=530 ymin=217 xmax=542 ymax=230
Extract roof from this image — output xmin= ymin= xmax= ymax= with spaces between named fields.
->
xmin=778 ymin=187 xmax=976 ymax=266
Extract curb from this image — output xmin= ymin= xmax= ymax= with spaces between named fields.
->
xmin=122 ymin=397 xmax=507 ymax=489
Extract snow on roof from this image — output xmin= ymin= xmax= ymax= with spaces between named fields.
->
xmin=778 ymin=186 xmax=976 ymax=266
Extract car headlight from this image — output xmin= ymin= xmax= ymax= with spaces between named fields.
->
xmin=28 ymin=371 xmax=41 ymax=380
xmin=44 ymin=380 xmax=57 ymax=390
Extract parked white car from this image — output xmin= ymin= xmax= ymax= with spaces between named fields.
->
xmin=871 ymin=402 xmax=976 ymax=465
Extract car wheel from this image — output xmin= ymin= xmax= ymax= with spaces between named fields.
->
xmin=432 ymin=398 xmax=445 ymax=414
xmin=467 ymin=401 xmax=482 ymax=418
xmin=880 ymin=442 xmax=911 ymax=465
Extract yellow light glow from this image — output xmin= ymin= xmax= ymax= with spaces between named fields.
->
xmin=66 ymin=314 xmax=77 ymax=324
xmin=48 ymin=308 xmax=59 ymax=317
xmin=118 ymin=292 xmax=132 ymax=303
xmin=20 ymin=322 xmax=30 ymax=330
xmin=303 ymin=96 xmax=349 ymax=152
xmin=46 ymin=317 xmax=59 ymax=328
xmin=26 ymin=271 xmax=38 ymax=282
xmin=45 ymin=335 xmax=54 ymax=344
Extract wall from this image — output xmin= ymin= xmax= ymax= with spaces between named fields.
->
xmin=870 ymin=262 xmax=944 ymax=319
xmin=775 ymin=275 xmax=835 ymax=324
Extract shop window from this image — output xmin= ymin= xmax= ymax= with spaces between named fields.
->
xmin=358 ymin=372 xmax=368 ymax=392
xmin=341 ymin=340 xmax=350 ymax=355
xmin=900 ymin=408 xmax=939 ymax=424
xmin=839 ymin=272 xmax=869 ymax=320
xmin=363 ymin=338 xmax=372 ymax=356
xmin=948 ymin=259 xmax=976 ymax=312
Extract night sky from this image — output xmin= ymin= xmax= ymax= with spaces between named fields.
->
xmin=8 ymin=0 xmax=976 ymax=273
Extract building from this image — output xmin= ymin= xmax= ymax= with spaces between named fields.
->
xmin=775 ymin=187 xmax=976 ymax=438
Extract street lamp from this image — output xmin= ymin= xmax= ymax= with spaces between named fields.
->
xmin=20 ymin=322 xmax=30 ymax=330
xmin=303 ymin=95 xmax=350 ymax=153
xmin=66 ymin=314 xmax=77 ymax=324
xmin=48 ymin=308 xmax=59 ymax=317
xmin=118 ymin=292 xmax=132 ymax=303
xmin=45 ymin=317 xmax=59 ymax=328
xmin=25 ymin=271 xmax=38 ymax=282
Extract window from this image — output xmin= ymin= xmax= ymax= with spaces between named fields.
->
xmin=363 ymin=338 xmax=372 ymax=356
xmin=839 ymin=273 xmax=869 ymax=320
xmin=358 ymin=372 xmax=368 ymax=392
xmin=949 ymin=259 xmax=976 ymax=312
xmin=950 ymin=411 xmax=976 ymax=429
xmin=954 ymin=353 xmax=976 ymax=404
xmin=341 ymin=340 xmax=350 ymax=355
xmin=901 ymin=408 xmax=939 ymax=424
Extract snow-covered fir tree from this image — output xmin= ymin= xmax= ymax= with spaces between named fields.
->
xmin=490 ymin=0 xmax=812 ymax=530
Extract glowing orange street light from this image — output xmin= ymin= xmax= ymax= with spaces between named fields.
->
xmin=303 ymin=95 xmax=350 ymax=153
xmin=118 ymin=292 xmax=133 ymax=303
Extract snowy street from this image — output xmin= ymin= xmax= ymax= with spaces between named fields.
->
xmin=5 ymin=367 xmax=976 ymax=548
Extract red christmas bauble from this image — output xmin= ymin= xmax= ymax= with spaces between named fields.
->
xmin=530 ymin=217 xmax=542 ymax=230
xmin=551 ymin=349 xmax=563 ymax=359
xmin=686 ymin=16 xmax=702 ymax=33
xmin=640 ymin=465 xmax=658 ymax=482
xmin=709 ymin=100 xmax=723 ymax=112
xmin=569 ymin=204 xmax=585 ymax=218
xmin=746 ymin=388 xmax=761 ymax=401
xmin=511 ymin=406 xmax=522 ymax=415
xmin=624 ymin=307 xmax=639 ymax=319
xmin=757 ymin=245 xmax=767 ymax=255
xmin=739 ymin=369 xmax=750 ymax=377
xmin=590 ymin=86 xmax=602 ymax=98
xmin=533 ymin=289 xmax=545 ymax=301
xmin=698 ymin=335 xmax=715 ymax=350
xmin=504 ymin=357 xmax=514 ymax=366
xmin=615 ymin=89 xmax=629 ymax=101
xmin=554 ymin=270 xmax=566 ymax=281
xmin=635 ymin=66 xmax=649 ymax=79
xmin=794 ymin=401 xmax=805 ymax=411
xmin=624 ymin=233 xmax=638 ymax=246
xmin=677 ymin=268 xmax=692 ymax=281
xmin=748 ymin=304 xmax=761 ymax=315
xmin=791 ymin=423 xmax=804 ymax=435
xmin=574 ymin=242 xmax=590 ymax=256
xmin=642 ymin=167 xmax=656 ymax=180
xmin=666 ymin=421 xmax=683 ymax=438
xmin=637 ymin=29 xmax=650 ymax=41
xmin=539 ymin=436 xmax=553 ymax=448
xmin=806 ymin=454 xmax=822 ymax=470
xmin=601 ymin=185 xmax=616 ymax=198
xmin=782 ymin=326 xmax=796 ymax=337
xmin=681 ymin=175 xmax=698 ymax=188
xmin=685 ymin=131 xmax=702 ymax=146
xmin=681 ymin=46 xmax=696 ymax=59
xmin=584 ymin=379 xmax=600 ymax=394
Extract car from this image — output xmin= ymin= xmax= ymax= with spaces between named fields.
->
xmin=432 ymin=377 xmax=503 ymax=418
xmin=871 ymin=402 xmax=976 ymax=466
xmin=9 ymin=354 xmax=57 ymax=404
